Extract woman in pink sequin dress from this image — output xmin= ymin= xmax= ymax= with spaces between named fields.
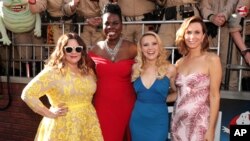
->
xmin=170 ymin=16 xmax=222 ymax=141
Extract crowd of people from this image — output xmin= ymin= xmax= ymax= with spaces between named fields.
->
xmin=1 ymin=0 xmax=249 ymax=141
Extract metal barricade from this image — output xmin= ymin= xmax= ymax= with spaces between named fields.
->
xmin=0 ymin=20 xmax=220 ymax=79
xmin=3 ymin=19 xmax=250 ymax=92
xmin=225 ymin=19 xmax=250 ymax=91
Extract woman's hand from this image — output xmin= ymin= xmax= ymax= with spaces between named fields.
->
xmin=48 ymin=103 xmax=68 ymax=118
xmin=204 ymin=129 xmax=215 ymax=141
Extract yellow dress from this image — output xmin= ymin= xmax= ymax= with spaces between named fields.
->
xmin=22 ymin=67 xmax=103 ymax=141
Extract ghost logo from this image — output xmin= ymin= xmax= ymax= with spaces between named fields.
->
xmin=222 ymin=111 xmax=250 ymax=134
xmin=225 ymin=111 xmax=250 ymax=141
xmin=237 ymin=6 xmax=249 ymax=17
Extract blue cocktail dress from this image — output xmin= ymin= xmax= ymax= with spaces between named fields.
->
xmin=130 ymin=76 xmax=170 ymax=141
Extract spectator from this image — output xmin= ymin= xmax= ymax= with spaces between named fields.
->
xmin=28 ymin=0 xmax=79 ymax=43
xmin=156 ymin=0 xmax=202 ymax=47
xmin=76 ymin=0 xmax=109 ymax=49
xmin=117 ymin=0 xmax=156 ymax=43
xmin=201 ymin=0 xmax=240 ymax=90
xmin=228 ymin=0 xmax=250 ymax=65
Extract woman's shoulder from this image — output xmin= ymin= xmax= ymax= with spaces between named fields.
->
xmin=122 ymin=39 xmax=137 ymax=49
xmin=121 ymin=39 xmax=137 ymax=58
xmin=32 ymin=67 xmax=58 ymax=81
xmin=40 ymin=67 xmax=55 ymax=74
xmin=204 ymin=52 xmax=220 ymax=62
xmin=175 ymin=57 xmax=184 ymax=67
xmin=165 ymin=63 xmax=177 ymax=79
xmin=89 ymin=41 xmax=105 ymax=55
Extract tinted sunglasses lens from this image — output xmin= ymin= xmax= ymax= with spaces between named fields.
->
xmin=75 ymin=47 xmax=83 ymax=53
xmin=65 ymin=47 xmax=73 ymax=53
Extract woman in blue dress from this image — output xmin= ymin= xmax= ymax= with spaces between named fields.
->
xmin=130 ymin=31 xmax=177 ymax=141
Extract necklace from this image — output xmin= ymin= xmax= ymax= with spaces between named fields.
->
xmin=104 ymin=37 xmax=123 ymax=62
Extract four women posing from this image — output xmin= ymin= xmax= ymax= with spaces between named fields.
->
xmin=22 ymin=2 xmax=221 ymax=141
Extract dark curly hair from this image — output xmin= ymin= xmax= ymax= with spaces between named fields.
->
xmin=102 ymin=2 xmax=122 ymax=22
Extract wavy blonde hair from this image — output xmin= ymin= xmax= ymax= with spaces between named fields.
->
xmin=132 ymin=31 xmax=171 ymax=81
xmin=44 ymin=33 xmax=92 ymax=76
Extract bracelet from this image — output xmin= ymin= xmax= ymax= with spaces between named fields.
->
xmin=241 ymin=49 xmax=249 ymax=56
xmin=28 ymin=0 xmax=36 ymax=5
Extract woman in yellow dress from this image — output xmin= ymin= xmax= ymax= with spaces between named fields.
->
xmin=21 ymin=33 xmax=103 ymax=141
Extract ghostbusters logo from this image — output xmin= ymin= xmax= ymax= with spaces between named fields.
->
xmin=222 ymin=111 xmax=250 ymax=134
xmin=237 ymin=6 xmax=249 ymax=17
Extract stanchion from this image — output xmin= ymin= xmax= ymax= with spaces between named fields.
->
xmin=224 ymin=35 xmax=234 ymax=90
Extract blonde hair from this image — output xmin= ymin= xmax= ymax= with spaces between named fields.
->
xmin=132 ymin=31 xmax=171 ymax=81
xmin=45 ymin=33 xmax=92 ymax=76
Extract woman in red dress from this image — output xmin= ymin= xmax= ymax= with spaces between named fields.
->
xmin=88 ymin=3 xmax=137 ymax=141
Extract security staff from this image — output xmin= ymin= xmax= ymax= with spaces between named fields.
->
xmin=201 ymin=0 xmax=242 ymax=90
xmin=28 ymin=0 xmax=79 ymax=43
xmin=117 ymin=0 xmax=156 ymax=43
xmin=157 ymin=0 xmax=201 ymax=47
xmin=76 ymin=0 xmax=109 ymax=49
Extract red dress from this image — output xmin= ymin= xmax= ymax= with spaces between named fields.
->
xmin=89 ymin=52 xmax=136 ymax=141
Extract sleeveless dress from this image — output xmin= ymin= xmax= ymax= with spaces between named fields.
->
xmin=21 ymin=67 xmax=103 ymax=141
xmin=171 ymin=73 xmax=210 ymax=141
xmin=88 ymin=52 xmax=136 ymax=141
xmin=130 ymin=76 xmax=170 ymax=141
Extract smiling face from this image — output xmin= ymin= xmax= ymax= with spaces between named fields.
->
xmin=184 ymin=22 xmax=205 ymax=51
xmin=141 ymin=35 xmax=160 ymax=62
xmin=102 ymin=13 xmax=122 ymax=41
xmin=3 ymin=0 xmax=28 ymax=12
xmin=1 ymin=0 xmax=37 ymax=33
xmin=64 ymin=39 xmax=82 ymax=67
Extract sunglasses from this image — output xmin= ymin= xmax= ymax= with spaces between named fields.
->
xmin=64 ymin=46 xmax=83 ymax=53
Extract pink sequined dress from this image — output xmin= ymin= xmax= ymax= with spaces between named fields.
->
xmin=171 ymin=73 xmax=210 ymax=141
